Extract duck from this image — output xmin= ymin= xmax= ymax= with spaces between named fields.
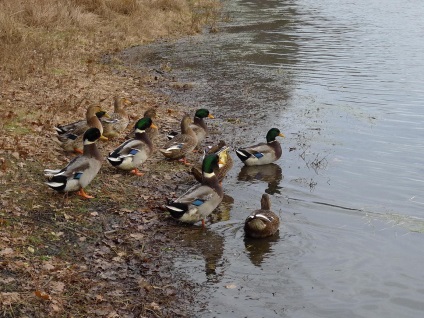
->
xmin=107 ymin=117 xmax=157 ymax=176
xmin=101 ymin=96 xmax=131 ymax=138
xmin=165 ymin=153 xmax=224 ymax=227
xmin=57 ymin=105 xmax=109 ymax=153
xmin=166 ymin=108 xmax=214 ymax=148
xmin=44 ymin=127 xmax=103 ymax=199
xmin=236 ymin=128 xmax=285 ymax=166
xmin=125 ymin=108 xmax=158 ymax=141
xmin=159 ymin=114 xmax=198 ymax=165
xmin=144 ymin=108 xmax=159 ymax=141
xmin=244 ymin=193 xmax=280 ymax=238
xmin=191 ymin=140 xmax=233 ymax=183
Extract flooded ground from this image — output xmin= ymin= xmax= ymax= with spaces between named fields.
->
xmin=121 ymin=0 xmax=424 ymax=317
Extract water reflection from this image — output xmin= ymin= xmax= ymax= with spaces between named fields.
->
xmin=211 ymin=194 xmax=234 ymax=222
xmin=175 ymin=227 xmax=226 ymax=283
xmin=237 ymin=163 xmax=283 ymax=194
xmin=244 ymin=232 xmax=280 ymax=267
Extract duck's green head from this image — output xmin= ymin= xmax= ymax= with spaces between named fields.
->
xmin=135 ymin=117 xmax=157 ymax=131
xmin=266 ymin=128 xmax=285 ymax=143
xmin=195 ymin=108 xmax=214 ymax=119
xmin=83 ymin=127 xmax=101 ymax=144
xmin=202 ymin=153 xmax=220 ymax=174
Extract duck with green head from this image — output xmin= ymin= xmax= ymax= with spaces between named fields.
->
xmin=244 ymin=193 xmax=280 ymax=238
xmin=107 ymin=117 xmax=157 ymax=176
xmin=44 ymin=127 xmax=103 ymax=199
xmin=191 ymin=140 xmax=233 ymax=184
xmin=166 ymin=153 xmax=224 ymax=227
xmin=166 ymin=108 xmax=214 ymax=148
xmin=236 ymin=128 xmax=285 ymax=166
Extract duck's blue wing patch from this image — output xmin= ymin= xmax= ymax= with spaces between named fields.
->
xmin=74 ymin=172 xmax=83 ymax=179
xmin=129 ymin=148 xmax=139 ymax=155
xmin=192 ymin=199 xmax=204 ymax=206
xmin=253 ymin=152 xmax=264 ymax=159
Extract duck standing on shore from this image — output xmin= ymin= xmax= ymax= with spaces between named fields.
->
xmin=159 ymin=114 xmax=198 ymax=165
xmin=56 ymin=105 xmax=109 ymax=153
xmin=44 ymin=127 xmax=103 ymax=199
xmin=107 ymin=117 xmax=157 ymax=176
xmin=191 ymin=140 xmax=232 ymax=184
xmin=101 ymin=96 xmax=131 ymax=138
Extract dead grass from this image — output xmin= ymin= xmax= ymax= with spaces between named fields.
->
xmin=0 ymin=0 xmax=222 ymax=81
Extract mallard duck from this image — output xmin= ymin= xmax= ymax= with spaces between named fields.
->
xmin=191 ymin=140 xmax=233 ymax=183
xmin=165 ymin=153 xmax=224 ymax=227
xmin=236 ymin=128 xmax=285 ymax=166
xmin=144 ymin=108 xmax=159 ymax=141
xmin=166 ymin=108 xmax=214 ymax=147
xmin=191 ymin=108 xmax=214 ymax=147
xmin=125 ymin=108 xmax=158 ymax=141
xmin=159 ymin=114 xmax=197 ymax=165
xmin=57 ymin=105 xmax=109 ymax=154
xmin=107 ymin=117 xmax=157 ymax=176
xmin=101 ymin=96 xmax=131 ymax=138
xmin=44 ymin=128 xmax=103 ymax=199
xmin=244 ymin=193 xmax=280 ymax=238
xmin=55 ymin=105 xmax=106 ymax=136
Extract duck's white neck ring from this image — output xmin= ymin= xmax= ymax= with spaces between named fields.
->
xmin=203 ymin=172 xmax=215 ymax=178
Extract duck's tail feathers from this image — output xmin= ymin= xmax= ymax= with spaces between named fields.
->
xmin=45 ymin=175 xmax=67 ymax=191
xmin=166 ymin=130 xmax=178 ymax=140
xmin=236 ymin=149 xmax=251 ymax=162
xmin=165 ymin=202 xmax=188 ymax=219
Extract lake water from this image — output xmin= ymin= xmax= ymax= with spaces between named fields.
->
xmin=121 ymin=0 xmax=424 ymax=317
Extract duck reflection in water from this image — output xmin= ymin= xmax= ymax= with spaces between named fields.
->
xmin=174 ymin=226 xmax=226 ymax=283
xmin=237 ymin=163 xmax=283 ymax=195
xmin=209 ymin=194 xmax=234 ymax=223
xmin=244 ymin=232 xmax=280 ymax=267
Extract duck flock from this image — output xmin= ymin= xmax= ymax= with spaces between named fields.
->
xmin=44 ymin=97 xmax=285 ymax=238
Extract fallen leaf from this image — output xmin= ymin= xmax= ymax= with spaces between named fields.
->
xmin=35 ymin=290 xmax=51 ymax=301
xmin=130 ymin=233 xmax=144 ymax=240
xmin=0 ymin=247 xmax=14 ymax=256
xmin=50 ymin=281 xmax=65 ymax=294
xmin=0 ymin=292 xmax=20 ymax=305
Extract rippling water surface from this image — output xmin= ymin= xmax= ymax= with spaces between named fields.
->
xmin=122 ymin=0 xmax=424 ymax=316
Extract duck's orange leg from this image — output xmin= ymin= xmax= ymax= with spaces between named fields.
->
xmin=130 ymin=168 xmax=144 ymax=176
xmin=178 ymin=157 xmax=191 ymax=166
xmin=76 ymin=188 xmax=94 ymax=199
xmin=74 ymin=148 xmax=83 ymax=154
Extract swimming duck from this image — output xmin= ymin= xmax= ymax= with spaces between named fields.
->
xmin=159 ymin=114 xmax=197 ymax=165
xmin=101 ymin=96 xmax=131 ymax=138
xmin=107 ymin=117 xmax=157 ymax=176
xmin=166 ymin=108 xmax=214 ymax=147
xmin=244 ymin=193 xmax=280 ymax=238
xmin=191 ymin=140 xmax=233 ymax=183
xmin=57 ymin=105 xmax=109 ymax=153
xmin=165 ymin=153 xmax=224 ymax=227
xmin=44 ymin=127 xmax=103 ymax=199
xmin=236 ymin=128 xmax=285 ymax=166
